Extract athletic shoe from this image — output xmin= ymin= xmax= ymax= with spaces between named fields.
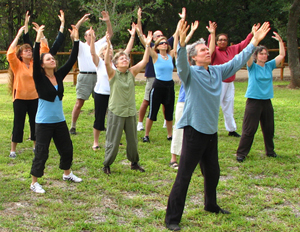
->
xmin=137 ymin=124 xmax=144 ymax=131
xmin=142 ymin=136 xmax=150 ymax=142
xmin=9 ymin=152 xmax=16 ymax=158
xmin=30 ymin=182 xmax=45 ymax=193
xmin=69 ymin=127 xmax=76 ymax=135
xmin=63 ymin=171 xmax=82 ymax=182
xmin=228 ymin=131 xmax=241 ymax=137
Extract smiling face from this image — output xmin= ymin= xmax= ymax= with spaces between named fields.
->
xmin=216 ymin=34 xmax=228 ymax=50
xmin=41 ymin=53 xmax=56 ymax=69
xmin=115 ymin=54 xmax=130 ymax=69
xmin=192 ymin=44 xmax=211 ymax=66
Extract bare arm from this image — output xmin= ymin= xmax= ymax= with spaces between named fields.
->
xmin=130 ymin=31 xmax=152 ymax=76
xmin=9 ymin=26 xmax=25 ymax=50
xmin=272 ymin=32 xmax=285 ymax=67
xmin=24 ymin=11 xmax=30 ymax=34
xmin=104 ymin=32 xmax=115 ymax=80
xmin=124 ymin=23 xmax=136 ymax=54
xmin=206 ymin=21 xmax=217 ymax=55
xmin=75 ymin=14 xmax=90 ymax=29
xmin=137 ymin=7 xmax=143 ymax=35
xmin=58 ymin=10 xmax=65 ymax=33
xmin=185 ymin=20 xmax=198 ymax=44
xmin=90 ymin=27 xmax=99 ymax=67
xmin=100 ymin=11 xmax=113 ymax=38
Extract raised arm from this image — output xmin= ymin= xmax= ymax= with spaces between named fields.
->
xmin=33 ymin=25 xmax=45 ymax=84
xmin=130 ymin=31 xmax=152 ymax=76
xmin=58 ymin=10 xmax=65 ymax=33
xmin=246 ymin=23 xmax=260 ymax=67
xmin=49 ymin=10 xmax=65 ymax=55
xmin=23 ymin=12 xmax=33 ymax=48
xmin=124 ymin=23 xmax=136 ymax=54
xmin=75 ymin=13 xmax=90 ymax=29
xmin=185 ymin=20 xmax=198 ymax=44
xmin=9 ymin=26 xmax=25 ymax=50
xmin=250 ymin=22 xmax=270 ymax=46
xmin=137 ymin=7 xmax=143 ymax=35
xmin=272 ymin=32 xmax=285 ymax=67
xmin=105 ymin=32 xmax=115 ymax=80
xmin=100 ymin=11 xmax=113 ymax=38
xmin=90 ymin=26 xmax=99 ymax=67
xmin=206 ymin=21 xmax=217 ymax=55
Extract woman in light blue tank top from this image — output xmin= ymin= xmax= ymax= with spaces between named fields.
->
xmin=141 ymin=35 xmax=177 ymax=143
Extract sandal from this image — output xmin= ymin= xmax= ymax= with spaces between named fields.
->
xmin=92 ymin=145 xmax=100 ymax=151
xmin=169 ymin=161 xmax=178 ymax=169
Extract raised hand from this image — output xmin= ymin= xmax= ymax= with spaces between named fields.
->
xmin=100 ymin=11 xmax=110 ymax=21
xmin=137 ymin=7 xmax=142 ymax=19
xmin=272 ymin=31 xmax=283 ymax=42
xmin=76 ymin=13 xmax=90 ymax=29
xmin=191 ymin=21 xmax=199 ymax=32
xmin=36 ymin=25 xmax=45 ymax=42
xmin=58 ymin=10 xmax=65 ymax=24
xmin=178 ymin=19 xmax=190 ymax=47
xmin=178 ymin=7 xmax=186 ymax=20
xmin=206 ymin=21 xmax=217 ymax=34
xmin=251 ymin=23 xmax=260 ymax=35
xmin=145 ymin=31 xmax=153 ymax=45
xmin=89 ymin=26 xmax=95 ymax=41
xmin=68 ymin=25 xmax=79 ymax=41
xmin=32 ymin=22 xmax=40 ymax=33
xmin=251 ymin=22 xmax=271 ymax=46
xmin=17 ymin=26 xmax=26 ymax=38
xmin=128 ymin=23 xmax=136 ymax=36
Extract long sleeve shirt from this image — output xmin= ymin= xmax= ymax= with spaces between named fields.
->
xmin=208 ymin=33 xmax=253 ymax=82
xmin=33 ymin=41 xmax=79 ymax=102
xmin=176 ymin=43 xmax=256 ymax=134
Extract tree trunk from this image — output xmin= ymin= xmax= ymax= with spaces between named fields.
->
xmin=287 ymin=0 xmax=300 ymax=88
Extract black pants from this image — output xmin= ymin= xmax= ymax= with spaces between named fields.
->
xmin=30 ymin=121 xmax=73 ymax=177
xmin=236 ymin=98 xmax=275 ymax=158
xmin=165 ymin=126 xmax=221 ymax=225
xmin=94 ymin=92 xmax=109 ymax=131
xmin=12 ymin=99 xmax=38 ymax=143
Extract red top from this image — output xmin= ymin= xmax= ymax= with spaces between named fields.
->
xmin=208 ymin=33 xmax=253 ymax=82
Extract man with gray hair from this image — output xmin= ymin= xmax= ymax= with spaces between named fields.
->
xmin=165 ymin=20 xmax=270 ymax=231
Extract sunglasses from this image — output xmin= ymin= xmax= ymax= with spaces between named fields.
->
xmin=158 ymin=41 xmax=168 ymax=45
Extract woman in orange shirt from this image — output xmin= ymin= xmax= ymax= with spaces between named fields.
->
xmin=7 ymin=26 xmax=39 ymax=158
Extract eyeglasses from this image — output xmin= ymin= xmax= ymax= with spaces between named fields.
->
xmin=158 ymin=41 xmax=168 ymax=45
xmin=218 ymin=39 xmax=228 ymax=42
xmin=23 ymin=49 xmax=32 ymax=53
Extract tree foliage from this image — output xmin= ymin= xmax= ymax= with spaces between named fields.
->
xmin=1 ymin=0 xmax=300 ymax=87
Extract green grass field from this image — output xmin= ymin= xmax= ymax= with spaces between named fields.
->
xmin=0 ymin=80 xmax=300 ymax=231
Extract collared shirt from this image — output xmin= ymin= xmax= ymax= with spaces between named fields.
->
xmin=77 ymin=37 xmax=106 ymax=72
xmin=108 ymin=69 xmax=136 ymax=117
xmin=176 ymin=43 xmax=256 ymax=134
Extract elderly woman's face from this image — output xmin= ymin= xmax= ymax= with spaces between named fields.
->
xmin=217 ymin=35 xmax=228 ymax=50
xmin=116 ymin=55 xmax=129 ymax=68
xmin=257 ymin=49 xmax=268 ymax=63
xmin=20 ymin=48 xmax=32 ymax=60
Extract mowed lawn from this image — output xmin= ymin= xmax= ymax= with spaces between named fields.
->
xmin=0 ymin=80 xmax=300 ymax=231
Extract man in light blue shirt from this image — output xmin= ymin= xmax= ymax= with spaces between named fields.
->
xmin=165 ymin=21 xmax=271 ymax=231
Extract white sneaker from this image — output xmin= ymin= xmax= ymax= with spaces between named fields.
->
xmin=137 ymin=123 xmax=144 ymax=131
xmin=9 ymin=152 xmax=16 ymax=158
xmin=63 ymin=171 xmax=82 ymax=183
xmin=30 ymin=182 xmax=45 ymax=193
xmin=163 ymin=120 xmax=167 ymax=128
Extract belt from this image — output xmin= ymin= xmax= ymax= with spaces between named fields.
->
xmin=80 ymin=72 xmax=96 ymax=74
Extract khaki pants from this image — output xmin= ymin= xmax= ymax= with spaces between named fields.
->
xmin=103 ymin=110 xmax=139 ymax=167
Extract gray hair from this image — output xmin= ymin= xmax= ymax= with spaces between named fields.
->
xmin=188 ymin=38 xmax=206 ymax=65
xmin=98 ymin=43 xmax=113 ymax=59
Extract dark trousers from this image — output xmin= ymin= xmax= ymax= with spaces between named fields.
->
xmin=236 ymin=98 xmax=275 ymax=158
xmin=165 ymin=126 xmax=221 ymax=225
xmin=94 ymin=92 xmax=109 ymax=131
xmin=30 ymin=121 xmax=73 ymax=177
xmin=12 ymin=99 xmax=38 ymax=143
